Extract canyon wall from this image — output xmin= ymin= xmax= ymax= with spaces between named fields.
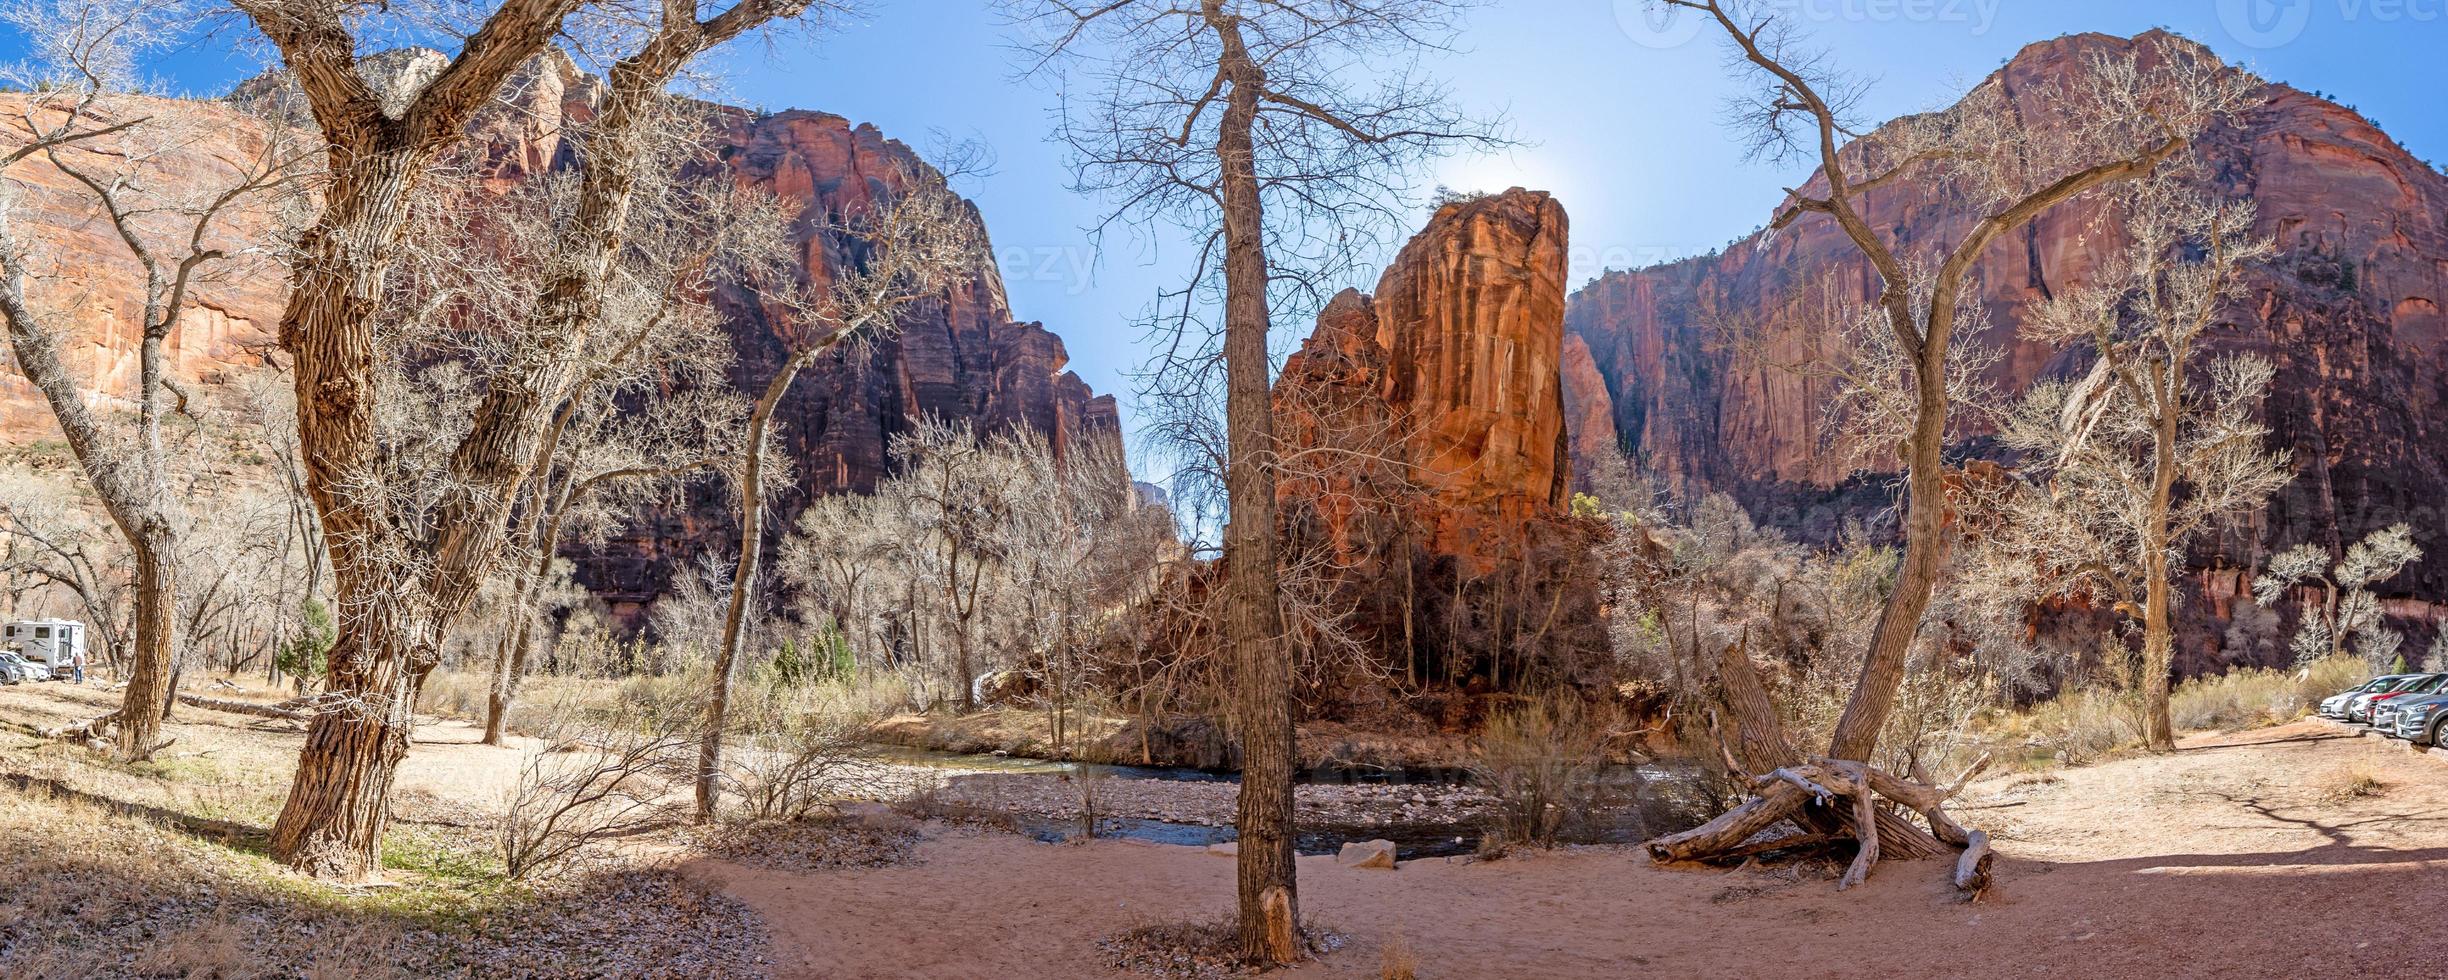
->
xmin=0 ymin=55 xmax=1117 ymax=623
xmin=1565 ymin=31 xmax=2448 ymax=667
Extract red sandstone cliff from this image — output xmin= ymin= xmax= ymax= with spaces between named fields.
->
xmin=1566 ymin=31 xmax=2448 ymax=654
xmin=0 ymin=93 xmax=288 ymax=442
xmin=590 ymin=107 xmax=1120 ymax=616
xmin=1272 ymin=189 xmax=1604 ymax=716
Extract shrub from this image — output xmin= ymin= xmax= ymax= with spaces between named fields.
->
xmin=1380 ymin=933 xmax=1419 ymax=980
xmin=2015 ymin=685 xmax=2144 ymax=767
xmin=500 ymin=700 xmax=688 ymax=881
xmin=1466 ymin=695 xmax=1621 ymax=849
xmin=717 ymin=683 xmax=879 ymax=823
xmin=2315 ymin=749 xmax=2387 ymax=803
xmin=2172 ymin=656 xmax=2369 ymax=733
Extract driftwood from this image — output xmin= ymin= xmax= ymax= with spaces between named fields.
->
xmin=1953 ymin=829 xmax=1994 ymax=898
xmin=1651 ymin=640 xmax=1995 ymax=895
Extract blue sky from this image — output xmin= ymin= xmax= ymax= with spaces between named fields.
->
xmin=7 ymin=1 xmax=2441 ymax=449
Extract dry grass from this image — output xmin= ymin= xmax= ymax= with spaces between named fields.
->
xmin=1379 ymin=932 xmax=1420 ymax=980
xmin=1980 ymin=656 xmax=2373 ymax=770
xmin=2171 ymin=656 xmax=2370 ymax=733
xmin=0 ymin=682 xmax=772 ymax=978
xmin=2315 ymin=751 xmax=2389 ymax=803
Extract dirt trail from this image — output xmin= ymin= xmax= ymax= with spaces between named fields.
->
xmin=689 ymin=720 xmax=2448 ymax=979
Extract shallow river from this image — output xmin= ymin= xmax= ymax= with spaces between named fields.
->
xmin=855 ymin=745 xmax=1711 ymax=859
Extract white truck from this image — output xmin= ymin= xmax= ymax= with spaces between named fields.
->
xmin=1 ymin=619 xmax=85 ymax=680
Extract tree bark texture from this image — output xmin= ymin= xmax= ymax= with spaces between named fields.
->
xmin=1206 ymin=1 xmax=1298 ymax=964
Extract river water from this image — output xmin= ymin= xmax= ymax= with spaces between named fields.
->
xmin=856 ymin=745 xmax=1712 ymax=859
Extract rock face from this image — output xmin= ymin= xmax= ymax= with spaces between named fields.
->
xmin=581 ymin=108 xmax=1120 ymax=617
xmin=1273 ymin=189 xmax=1604 ymax=719
xmin=0 ymin=60 xmax=1117 ymax=623
xmin=0 ymin=93 xmax=289 ymax=444
xmin=1565 ymin=31 xmax=2448 ymax=668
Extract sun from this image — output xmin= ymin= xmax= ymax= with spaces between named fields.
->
xmin=1432 ymin=151 xmax=1560 ymax=198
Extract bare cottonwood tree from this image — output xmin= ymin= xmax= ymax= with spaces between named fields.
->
xmin=0 ymin=0 xmax=310 ymax=758
xmin=232 ymin=0 xmax=839 ymax=877
xmin=1011 ymin=0 xmax=1499 ymax=959
xmin=696 ymin=157 xmax=983 ymax=823
xmin=780 ymin=492 xmax=900 ymax=667
xmin=1974 ymin=183 xmax=2290 ymax=751
xmin=1646 ymin=2 xmax=2256 ymax=884
xmin=993 ymin=430 xmax=1165 ymax=754
xmin=890 ymin=415 xmax=1010 ymax=715
xmin=2256 ymin=524 xmax=2421 ymax=669
xmin=1668 ymin=1 xmax=2257 ymax=763
xmin=472 ymin=130 xmax=782 ymax=746
xmin=0 ymin=469 xmax=132 ymax=659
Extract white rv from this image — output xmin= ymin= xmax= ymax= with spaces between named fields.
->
xmin=2 ymin=619 xmax=85 ymax=679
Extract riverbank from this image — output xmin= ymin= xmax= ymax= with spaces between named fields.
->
xmin=699 ymin=718 xmax=2448 ymax=979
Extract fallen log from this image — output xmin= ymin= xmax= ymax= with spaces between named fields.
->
xmin=1652 ymin=640 xmax=1981 ymax=889
xmin=173 ymin=692 xmax=313 ymax=721
xmin=1706 ymin=832 xmax=1843 ymax=863
xmin=1647 ymin=755 xmax=1988 ymax=889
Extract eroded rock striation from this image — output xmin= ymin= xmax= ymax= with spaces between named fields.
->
xmin=1565 ymin=31 xmax=2448 ymax=669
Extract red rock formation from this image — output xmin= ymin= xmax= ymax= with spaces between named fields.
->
xmin=1566 ymin=31 xmax=2448 ymax=665
xmin=1271 ymin=189 xmax=1604 ymax=714
xmin=1 ymin=62 xmax=1118 ymax=623
xmin=588 ymin=107 xmax=1122 ymax=617
xmin=1558 ymin=333 xmax=1621 ymax=492
xmin=0 ymin=93 xmax=287 ymax=443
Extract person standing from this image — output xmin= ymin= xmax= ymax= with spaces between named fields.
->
xmin=71 ymin=646 xmax=85 ymax=685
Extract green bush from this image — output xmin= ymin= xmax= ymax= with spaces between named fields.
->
xmin=274 ymin=599 xmax=335 ymax=689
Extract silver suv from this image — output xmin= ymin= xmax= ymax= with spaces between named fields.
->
xmin=0 ymin=651 xmax=47 ymax=684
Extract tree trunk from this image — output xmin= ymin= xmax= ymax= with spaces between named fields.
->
xmin=1717 ymin=639 xmax=1795 ymax=774
xmin=108 ymin=538 xmax=179 ymax=759
xmin=481 ymin=615 xmax=536 ymax=747
xmin=1206 ymin=3 xmax=1298 ymax=964
xmin=1826 ymin=354 xmax=1948 ymax=763
xmin=2140 ymin=383 xmax=2181 ymax=752
xmin=2141 ymin=553 xmax=2176 ymax=752
xmin=269 ymin=147 xmax=433 ymax=878
xmin=268 ymin=633 xmax=421 ymax=879
xmin=697 ymin=351 xmax=811 ymax=823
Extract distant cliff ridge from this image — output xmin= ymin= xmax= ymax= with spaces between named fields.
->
xmin=1564 ymin=30 xmax=2448 ymax=667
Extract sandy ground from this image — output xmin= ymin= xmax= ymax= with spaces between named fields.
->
xmin=688 ymin=720 xmax=2448 ymax=980
xmin=7 ymin=682 xmax=2442 ymax=978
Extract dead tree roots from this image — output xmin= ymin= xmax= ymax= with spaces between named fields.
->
xmin=1647 ymin=751 xmax=1994 ymax=895
xmin=1647 ymin=640 xmax=1995 ymax=896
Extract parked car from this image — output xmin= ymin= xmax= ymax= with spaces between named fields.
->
xmin=0 ymin=651 xmax=51 ymax=683
xmin=0 ymin=658 xmax=20 ymax=685
xmin=2322 ymin=676 xmax=2406 ymax=719
xmin=2340 ymin=676 xmax=2418 ymax=720
xmin=2385 ymin=692 xmax=2448 ymax=744
xmin=2347 ymin=674 xmax=2439 ymax=724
